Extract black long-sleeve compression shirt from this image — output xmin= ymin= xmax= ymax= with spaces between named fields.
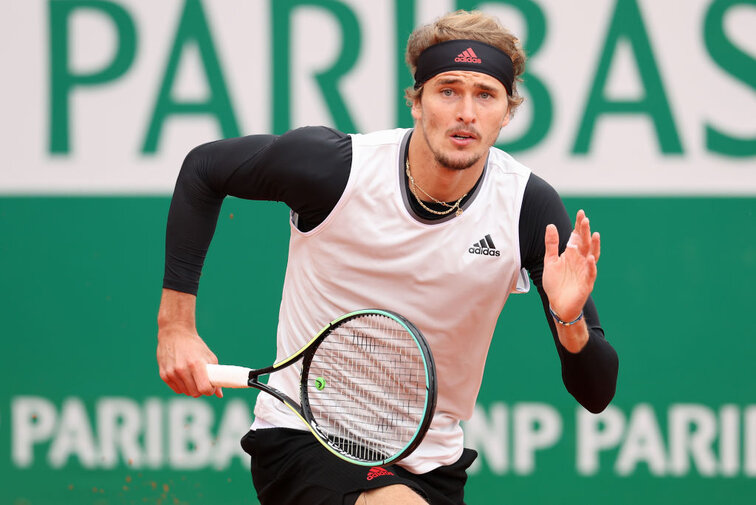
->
xmin=163 ymin=126 xmax=618 ymax=413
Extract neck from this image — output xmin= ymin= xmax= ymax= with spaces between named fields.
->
xmin=407 ymin=130 xmax=486 ymax=202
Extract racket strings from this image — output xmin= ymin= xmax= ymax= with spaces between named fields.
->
xmin=305 ymin=314 xmax=429 ymax=462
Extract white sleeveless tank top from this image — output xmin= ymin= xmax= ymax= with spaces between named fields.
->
xmin=253 ymin=128 xmax=532 ymax=473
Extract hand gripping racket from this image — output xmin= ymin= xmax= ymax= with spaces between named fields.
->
xmin=206 ymin=309 xmax=437 ymax=466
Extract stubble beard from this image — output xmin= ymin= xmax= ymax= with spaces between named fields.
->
xmin=423 ymin=118 xmax=482 ymax=171
xmin=421 ymin=129 xmax=483 ymax=171
xmin=433 ymin=150 xmax=481 ymax=171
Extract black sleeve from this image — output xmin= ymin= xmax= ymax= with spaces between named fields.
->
xmin=519 ymin=173 xmax=619 ymax=413
xmin=163 ymin=126 xmax=352 ymax=295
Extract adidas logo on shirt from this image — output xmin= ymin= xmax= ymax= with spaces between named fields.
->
xmin=455 ymin=47 xmax=482 ymax=64
xmin=469 ymin=234 xmax=500 ymax=256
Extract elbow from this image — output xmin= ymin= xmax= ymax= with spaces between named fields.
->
xmin=582 ymin=391 xmax=615 ymax=414
xmin=567 ymin=353 xmax=619 ymax=414
xmin=179 ymin=143 xmax=209 ymax=178
xmin=571 ymin=381 xmax=616 ymax=414
xmin=174 ymin=142 xmax=225 ymax=201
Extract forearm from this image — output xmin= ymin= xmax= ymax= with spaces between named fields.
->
xmin=557 ymin=329 xmax=619 ymax=413
xmin=541 ymin=294 xmax=618 ymax=413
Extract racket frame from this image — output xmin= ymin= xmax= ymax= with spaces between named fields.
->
xmin=220 ymin=308 xmax=437 ymax=466
xmin=300 ymin=309 xmax=437 ymax=466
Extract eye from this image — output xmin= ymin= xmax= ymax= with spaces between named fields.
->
xmin=441 ymin=88 xmax=454 ymax=97
xmin=479 ymin=91 xmax=492 ymax=99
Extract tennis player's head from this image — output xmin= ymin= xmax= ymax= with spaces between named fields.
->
xmin=405 ymin=10 xmax=526 ymax=171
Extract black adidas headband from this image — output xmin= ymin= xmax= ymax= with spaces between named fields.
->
xmin=413 ymin=39 xmax=514 ymax=96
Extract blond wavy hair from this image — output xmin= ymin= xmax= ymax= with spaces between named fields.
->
xmin=405 ymin=10 xmax=526 ymax=115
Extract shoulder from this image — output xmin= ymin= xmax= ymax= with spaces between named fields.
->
xmin=256 ymin=126 xmax=353 ymax=170
xmin=487 ymin=146 xmax=532 ymax=180
xmin=277 ymin=125 xmax=351 ymax=150
xmin=520 ymin=173 xmax=571 ymax=247
xmin=523 ymin=172 xmax=562 ymax=206
xmin=351 ymin=128 xmax=410 ymax=148
xmin=518 ymin=173 xmax=572 ymax=270
xmin=483 ymin=146 xmax=561 ymax=206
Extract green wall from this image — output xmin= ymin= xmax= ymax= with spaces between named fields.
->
xmin=2 ymin=195 xmax=755 ymax=504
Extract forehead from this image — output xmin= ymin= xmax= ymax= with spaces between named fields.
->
xmin=424 ymin=70 xmax=505 ymax=91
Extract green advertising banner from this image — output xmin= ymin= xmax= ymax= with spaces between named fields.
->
xmin=2 ymin=196 xmax=754 ymax=504
xmin=1 ymin=0 xmax=755 ymax=504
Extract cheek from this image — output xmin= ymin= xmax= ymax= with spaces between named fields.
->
xmin=422 ymin=104 xmax=446 ymax=129
xmin=486 ymin=123 xmax=504 ymax=143
xmin=416 ymin=110 xmax=437 ymax=134
xmin=485 ymin=109 xmax=508 ymax=134
xmin=417 ymin=96 xmax=449 ymax=128
xmin=424 ymin=111 xmax=441 ymax=128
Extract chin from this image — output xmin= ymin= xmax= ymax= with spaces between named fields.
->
xmin=435 ymin=152 xmax=482 ymax=171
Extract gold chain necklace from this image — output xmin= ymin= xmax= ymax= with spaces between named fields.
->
xmin=405 ymin=159 xmax=466 ymax=217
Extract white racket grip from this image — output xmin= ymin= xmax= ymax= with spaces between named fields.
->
xmin=206 ymin=364 xmax=253 ymax=388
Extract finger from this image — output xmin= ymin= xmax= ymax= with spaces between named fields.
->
xmin=176 ymin=366 xmax=201 ymax=397
xmin=206 ymin=353 xmax=222 ymax=397
xmin=191 ymin=360 xmax=216 ymax=396
xmin=575 ymin=209 xmax=585 ymax=230
xmin=172 ymin=375 xmax=192 ymax=396
xmin=592 ymin=232 xmax=601 ymax=263
xmin=160 ymin=368 xmax=184 ymax=395
xmin=566 ymin=230 xmax=581 ymax=250
xmin=566 ymin=210 xmax=587 ymax=253
xmin=544 ymin=224 xmax=560 ymax=263
xmin=579 ymin=215 xmax=592 ymax=256
xmin=586 ymin=254 xmax=598 ymax=284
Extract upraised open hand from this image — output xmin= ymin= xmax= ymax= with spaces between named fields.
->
xmin=542 ymin=209 xmax=601 ymax=322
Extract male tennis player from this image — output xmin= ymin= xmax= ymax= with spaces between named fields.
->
xmin=157 ymin=10 xmax=618 ymax=505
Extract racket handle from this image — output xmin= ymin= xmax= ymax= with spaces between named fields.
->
xmin=206 ymin=364 xmax=252 ymax=388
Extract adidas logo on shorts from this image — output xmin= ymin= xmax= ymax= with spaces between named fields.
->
xmin=366 ymin=466 xmax=395 ymax=481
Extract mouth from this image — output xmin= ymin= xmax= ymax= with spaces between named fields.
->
xmin=450 ymin=131 xmax=476 ymax=140
xmin=449 ymin=131 xmax=478 ymax=146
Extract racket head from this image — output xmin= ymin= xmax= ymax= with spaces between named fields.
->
xmin=299 ymin=309 xmax=437 ymax=466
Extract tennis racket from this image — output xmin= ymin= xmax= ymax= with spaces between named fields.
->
xmin=206 ymin=308 xmax=437 ymax=466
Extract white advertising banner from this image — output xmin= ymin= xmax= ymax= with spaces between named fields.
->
xmin=1 ymin=0 xmax=754 ymax=195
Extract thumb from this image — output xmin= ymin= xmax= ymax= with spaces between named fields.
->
xmin=544 ymin=224 xmax=560 ymax=264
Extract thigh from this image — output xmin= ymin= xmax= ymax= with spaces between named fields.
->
xmin=242 ymin=428 xmax=427 ymax=505
xmin=393 ymin=449 xmax=479 ymax=505
xmin=356 ymin=484 xmax=429 ymax=504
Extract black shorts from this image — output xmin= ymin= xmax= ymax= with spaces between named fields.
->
xmin=241 ymin=428 xmax=478 ymax=505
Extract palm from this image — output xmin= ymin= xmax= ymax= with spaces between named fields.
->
xmin=542 ymin=210 xmax=601 ymax=321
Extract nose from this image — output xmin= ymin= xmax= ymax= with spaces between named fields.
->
xmin=456 ymin=94 xmax=476 ymax=124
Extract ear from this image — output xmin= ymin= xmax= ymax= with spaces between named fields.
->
xmin=411 ymin=97 xmax=422 ymax=122
xmin=501 ymin=108 xmax=511 ymax=128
